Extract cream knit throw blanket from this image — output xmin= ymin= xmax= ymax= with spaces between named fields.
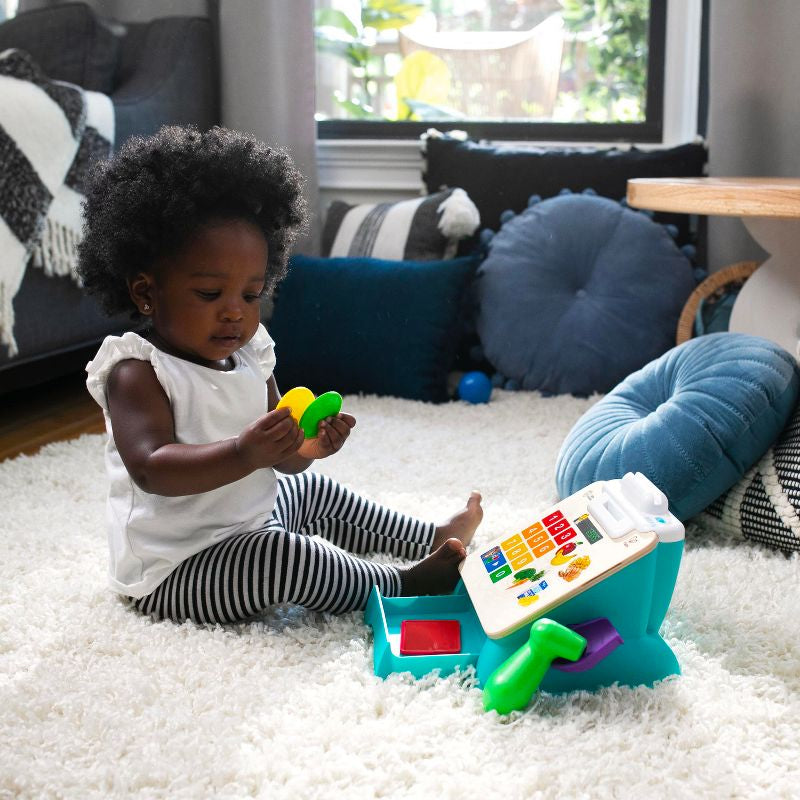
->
xmin=0 ymin=48 xmax=114 ymax=356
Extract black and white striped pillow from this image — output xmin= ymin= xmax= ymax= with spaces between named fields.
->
xmin=321 ymin=188 xmax=479 ymax=261
xmin=703 ymin=399 xmax=800 ymax=552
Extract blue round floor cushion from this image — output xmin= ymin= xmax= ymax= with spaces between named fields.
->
xmin=555 ymin=333 xmax=800 ymax=521
xmin=476 ymin=193 xmax=696 ymax=395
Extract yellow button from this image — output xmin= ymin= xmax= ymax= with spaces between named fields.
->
xmin=501 ymin=534 xmax=523 ymax=550
xmin=506 ymin=543 xmax=528 ymax=560
xmin=510 ymin=552 xmax=534 ymax=570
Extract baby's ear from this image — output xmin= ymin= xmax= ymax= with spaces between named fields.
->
xmin=128 ymin=272 xmax=155 ymax=315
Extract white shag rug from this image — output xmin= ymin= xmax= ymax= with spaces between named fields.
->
xmin=2 ymin=390 xmax=799 ymax=800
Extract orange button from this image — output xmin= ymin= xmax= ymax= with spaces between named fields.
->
xmin=522 ymin=522 xmax=544 ymax=539
xmin=501 ymin=534 xmax=523 ymax=550
xmin=526 ymin=530 xmax=549 ymax=546
xmin=510 ymin=552 xmax=534 ymax=570
xmin=531 ymin=540 xmax=555 ymax=558
xmin=506 ymin=543 xmax=529 ymax=560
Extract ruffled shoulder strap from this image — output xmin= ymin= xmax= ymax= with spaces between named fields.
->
xmin=246 ymin=323 xmax=276 ymax=380
xmin=85 ymin=331 xmax=160 ymax=412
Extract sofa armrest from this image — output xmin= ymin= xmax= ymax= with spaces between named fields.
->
xmin=112 ymin=16 xmax=219 ymax=145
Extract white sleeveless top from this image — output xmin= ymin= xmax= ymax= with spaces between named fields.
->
xmin=86 ymin=324 xmax=279 ymax=598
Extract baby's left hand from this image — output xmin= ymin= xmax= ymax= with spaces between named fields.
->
xmin=299 ymin=413 xmax=356 ymax=459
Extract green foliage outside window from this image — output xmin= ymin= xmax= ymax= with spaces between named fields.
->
xmin=560 ymin=0 xmax=649 ymax=122
xmin=315 ymin=0 xmax=427 ymax=119
xmin=315 ymin=0 xmax=651 ymax=124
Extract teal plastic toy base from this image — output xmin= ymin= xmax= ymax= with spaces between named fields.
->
xmin=365 ymin=581 xmax=485 ymax=679
xmin=365 ymin=540 xmax=684 ymax=696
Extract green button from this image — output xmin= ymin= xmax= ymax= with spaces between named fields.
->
xmin=489 ymin=564 xmax=512 ymax=583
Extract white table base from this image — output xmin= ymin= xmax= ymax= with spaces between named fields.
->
xmin=729 ymin=217 xmax=800 ymax=361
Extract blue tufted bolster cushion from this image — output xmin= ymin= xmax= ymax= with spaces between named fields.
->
xmin=476 ymin=193 xmax=696 ymax=396
xmin=555 ymin=333 xmax=800 ymax=521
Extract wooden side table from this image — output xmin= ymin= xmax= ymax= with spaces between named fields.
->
xmin=627 ymin=177 xmax=800 ymax=360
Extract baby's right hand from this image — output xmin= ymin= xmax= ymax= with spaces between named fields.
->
xmin=235 ymin=407 xmax=304 ymax=470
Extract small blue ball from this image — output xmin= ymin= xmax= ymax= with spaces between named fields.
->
xmin=458 ymin=371 xmax=493 ymax=404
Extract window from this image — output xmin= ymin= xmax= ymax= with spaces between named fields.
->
xmin=315 ymin=0 xmax=666 ymax=142
xmin=0 ymin=0 xmax=18 ymax=22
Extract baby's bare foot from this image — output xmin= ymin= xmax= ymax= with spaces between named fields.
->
xmin=400 ymin=538 xmax=466 ymax=596
xmin=432 ymin=491 xmax=483 ymax=550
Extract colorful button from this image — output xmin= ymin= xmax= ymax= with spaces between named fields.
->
xmin=501 ymin=534 xmax=523 ymax=550
xmin=542 ymin=510 xmax=564 ymax=527
xmin=506 ymin=543 xmax=529 ymax=560
xmin=510 ymin=552 xmax=534 ymax=570
xmin=553 ymin=527 xmax=577 ymax=545
xmin=522 ymin=522 xmax=544 ymax=539
xmin=547 ymin=518 xmax=570 ymax=534
xmin=481 ymin=546 xmax=506 ymax=573
xmin=526 ymin=529 xmax=549 ymax=546
xmin=489 ymin=564 xmax=512 ymax=583
xmin=531 ymin=540 xmax=555 ymax=558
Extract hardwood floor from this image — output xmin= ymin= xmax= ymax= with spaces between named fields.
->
xmin=0 ymin=372 xmax=105 ymax=462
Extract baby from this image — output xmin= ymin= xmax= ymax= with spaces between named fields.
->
xmin=80 ymin=125 xmax=482 ymax=624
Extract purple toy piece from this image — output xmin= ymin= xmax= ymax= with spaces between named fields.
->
xmin=551 ymin=618 xmax=623 ymax=672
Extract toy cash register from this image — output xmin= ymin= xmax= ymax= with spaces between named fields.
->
xmin=365 ymin=472 xmax=685 ymax=714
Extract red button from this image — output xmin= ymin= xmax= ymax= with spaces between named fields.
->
xmin=547 ymin=518 xmax=570 ymax=534
xmin=553 ymin=527 xmax=577 ymax=545
xmin=542 ymin=510 xmax=564 ymax=527
xmin=400 ymin=619 xmax=461 ymax=655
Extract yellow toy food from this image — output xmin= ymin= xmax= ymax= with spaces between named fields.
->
xmin=276 ymin=386 xmax=315 ymax=424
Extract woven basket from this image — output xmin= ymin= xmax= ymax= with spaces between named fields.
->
xmin=676 ymin=260 xmax=761 ymax=345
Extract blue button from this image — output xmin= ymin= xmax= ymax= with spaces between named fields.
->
xmin=655 ymin=517 xmax=666 ymax=524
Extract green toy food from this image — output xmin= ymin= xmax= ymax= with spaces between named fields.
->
xmin=299 ymin=391 xmax=343 ymax=437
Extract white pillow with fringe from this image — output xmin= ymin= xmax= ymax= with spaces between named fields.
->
xmin=321 ymin=187 xmax=479 ymax=261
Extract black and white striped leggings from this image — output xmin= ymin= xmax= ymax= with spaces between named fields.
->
xmin=132 ymin=472 xmax=435 ymax=624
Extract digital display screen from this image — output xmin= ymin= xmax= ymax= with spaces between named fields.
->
xmin=576 ymin=515 xmax=603 ymax=544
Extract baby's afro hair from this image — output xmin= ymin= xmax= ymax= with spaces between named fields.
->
xmin=78 ymin=125 xmax=308 ymax=317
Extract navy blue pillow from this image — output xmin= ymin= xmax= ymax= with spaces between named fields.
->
xmin=424 ymin=135 xmax=707 ymax=249
xmin=270 ymin=254 xmax=479 ymax=403
xmin=476 ymin=194 xmax=696 ymax=396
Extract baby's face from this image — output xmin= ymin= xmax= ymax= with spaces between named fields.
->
xmin=145 ymin=219 xmax=268 ymax=368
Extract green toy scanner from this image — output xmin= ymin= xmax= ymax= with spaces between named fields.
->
xmin=364 ymin=472 xmax=686 ymax=714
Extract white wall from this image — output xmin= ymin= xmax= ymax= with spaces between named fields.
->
xmin=707 ymin=0 xmax=800 ymax=268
